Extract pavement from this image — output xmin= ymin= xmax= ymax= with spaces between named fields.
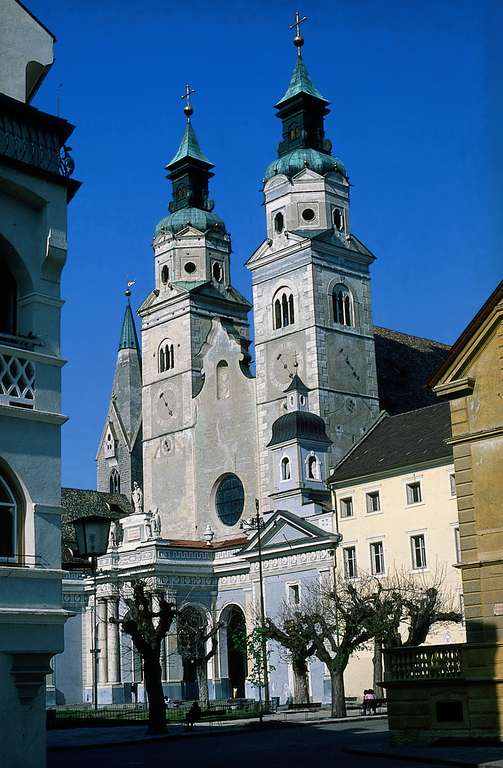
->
xmin=47 ymin=709 xmax=387 ymax=750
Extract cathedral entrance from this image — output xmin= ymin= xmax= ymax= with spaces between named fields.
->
xmin=225 ymin=606 xmax=247 ymax=699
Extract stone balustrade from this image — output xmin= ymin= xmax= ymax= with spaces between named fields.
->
xmin=384 ymin=644 xmax=464 ymax=682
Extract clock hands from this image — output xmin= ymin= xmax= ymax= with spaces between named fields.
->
xmin=159 ymin=391 xmax=173 ymax=416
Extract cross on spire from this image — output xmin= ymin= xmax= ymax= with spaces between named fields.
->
xmin=289 ymin=10 xmax=307 ymax=56
xmin=181 ymin=83 xmax=196 ymax=121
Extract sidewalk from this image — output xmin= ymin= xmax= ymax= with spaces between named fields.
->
xmin=344 ymin=732 xmax=503 ymax=768
xmin=47 ymin=711 xmax=387 ymax=751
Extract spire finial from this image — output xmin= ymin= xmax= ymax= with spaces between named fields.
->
xmin=125 ymin=280 xmax=135 ymax=299
xmin=181 ymin=83 xmax=196 ymax=122
xmin=290 ymin=10 xmax=307 ymax=56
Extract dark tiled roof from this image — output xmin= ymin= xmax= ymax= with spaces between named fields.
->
xmin=328 ymin=402 xmax=452 ymax=484
xmin=373 ymin=326 xmax=450 ymax=415
xmin=61 ymin=487 xmax=131 ymax=565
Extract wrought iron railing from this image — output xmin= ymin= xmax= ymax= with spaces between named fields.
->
xmin=384 ymin=644 xmax=463 ymax=682
xmin=0 ymin=351 xmax=35 ymax=407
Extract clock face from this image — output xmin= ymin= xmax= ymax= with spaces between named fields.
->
xmin=270 ymin=341 xmax=304 ymax=391
xmin=155 ymin=385 xmax=180 ymax=427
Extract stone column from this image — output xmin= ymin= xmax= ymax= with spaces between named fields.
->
xmin=97 ymin=598 xmax=108 ymax=684
xmin=107 ymin=597 xmax=121 ymax=684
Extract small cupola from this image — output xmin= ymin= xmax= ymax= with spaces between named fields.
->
xmin=284 ymin=373 xmax=310 ymax=413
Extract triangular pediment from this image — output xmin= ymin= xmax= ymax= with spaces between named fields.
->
xmin=241 ymin=509 xmax=336 ymax=557
xmin=246 ymin=232 xmax=307 ymax=267
xmin=430 ymin=282 xmax=503 ymax=397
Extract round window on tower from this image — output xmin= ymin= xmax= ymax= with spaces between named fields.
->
xmin=184 ymin=262 xmax=196 ymax=274
xmin=212 ymin=262 xmax=223 ymax=282
xmin=302 ymin=208 xmax=315 ymax=222
xmin=161 ymin=265 xmax=169 ymax=284
xmin=214 ymin=474 xmax=245 ymax=526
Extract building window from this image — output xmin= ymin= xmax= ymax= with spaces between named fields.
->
xmin=161 ymin=265 xmax=169 ymax=284
xmin=307 ymin=455 xmax=319 ymax=480
xmin=333 ymin=207 xmax=345 ymax=232
xmin=406 ymin=481 xmax=422 ymax=505
xmin=281 ymin=456 xmax=291 ymax=481
xmin=212 ymin=262 xmax=223 ymax=282
xmin=288 ymin=583 xmax=300 ymax=605
xmin=0 ymin=254 xmax=17 ymax=336
xmin=454 ymin=526 xmax=461 ymax=564
xmin=411 ymin=534 xmax=427 ymax=569
xmin=450 ymin=473 xmax=457 ymax=497
xmin=110 ymin=469 xmax=120 ymax=494
xmin=370 ymin=541 xmax=385 ymax=575
xmin=301 ymin=208 xmax=315 ymax=222
xmin=215 ymin=474 xmax=245 ymax=526
xmin=273 ymin=288 xmax=295 ymax=330
xmin=343 ymin=546 xmax=358 ymax=579
xmin=159 ymin=341 xmax=175 ymax=373
xmin=340 ymin=497 xmax=353 ymax=518
xmin=332 ymin=285 xmax=353 ymax=327
xmin=274 ymin=212 xmax=284 ymax=234
xmin=0 ymin=472 xmax=20 ymax=561
xmin=184 ymin=261 xmax=196 ymax=274
xmin=104 ymin=428 xmax=115 ymax=458
xmin=366 ymin=491 xmax=380 ymax=513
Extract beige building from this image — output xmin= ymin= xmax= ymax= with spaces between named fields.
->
xmin=329 ymin=402 xmax=465 ymax=698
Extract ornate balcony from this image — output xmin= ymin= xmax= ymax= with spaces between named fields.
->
xmin=0 ymin=350 xmax=35 ymax=408
xmin=384 ymin=644 xmax=464 ymax=682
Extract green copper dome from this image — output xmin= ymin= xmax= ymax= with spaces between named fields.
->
xmin=264 ymin=148 xmax=347 ymax=182
xmin=155 ymin=207 xmax=226 ymax=237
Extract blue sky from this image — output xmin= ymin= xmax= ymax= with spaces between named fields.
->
xmin=28 ymin=0 xmax=502 ymax=490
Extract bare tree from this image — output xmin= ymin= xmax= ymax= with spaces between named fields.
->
xmin=282 ymin=576 xmax=382 ymax=718
xmin=177 ymin=606 xmax=222 ymax=708
xmin=361 ymin=570 xmax=463 ymax=691
xmin=264 ymin=610 xmax=316 ymax=705
xmin=115 ymin=580 xmax=176 ymax=734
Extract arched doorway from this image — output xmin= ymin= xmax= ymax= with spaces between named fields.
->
xmin=0 ymin=250 xmax=18 ymax=336
xmin=225 ymin=606 xmax=247 ymax=699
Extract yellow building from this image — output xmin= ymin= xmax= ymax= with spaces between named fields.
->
xmin=329 ymin=402 xmax=465 ymax=699
xmin=384 ymin=281 xmax=503 ymax=741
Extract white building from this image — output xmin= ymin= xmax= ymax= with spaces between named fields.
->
xmin=329 ymin=402 xmax=465 ymax=698
xmin=0 ymin=1 xmax=78 ymax=765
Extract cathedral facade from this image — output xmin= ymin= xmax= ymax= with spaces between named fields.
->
xmin=56 ymin=38 xmax=450 ymax=707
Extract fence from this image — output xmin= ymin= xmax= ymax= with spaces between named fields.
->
xmin=47 ymin=700 xmax=265 ymax=729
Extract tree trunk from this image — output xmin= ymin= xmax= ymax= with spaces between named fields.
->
xmin=330 ymin=668 xmax=346 ymax=718
xmin=143 ymin=653 xmax=166 ymax=734
xmin=196 ymin=661 xmax=209 ymax=709
xmin=292 ymin=657 xmax=310 ymax=705
xmin=372 ymin=639 xmax=384 ymax=698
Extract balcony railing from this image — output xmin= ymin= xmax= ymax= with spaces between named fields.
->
xmin=0 ymin=350 xmax=35 ymax=408
xmin=384 ymin=644 xmax=463 ymax=682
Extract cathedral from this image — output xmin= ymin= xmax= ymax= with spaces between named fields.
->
xmin=56 ymin=27 xmax=450 ymax=707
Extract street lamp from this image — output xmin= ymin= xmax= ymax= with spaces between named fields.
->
xmin=73 ymin=515 xmax=112 ymax=712
xmin=241 ymin=500 xmax=269 ymax=714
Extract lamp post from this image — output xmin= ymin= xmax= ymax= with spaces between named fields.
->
xmin=73 ymin=515 xmax=112 ymax=711
xmin=241 ymin=500 xmax=269 ymax=712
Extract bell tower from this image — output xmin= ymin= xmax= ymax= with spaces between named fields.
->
xmin=248 ymin=16 xmax=380 ymax=509
xmin=139 ymin=89 xmax=252 ymax=539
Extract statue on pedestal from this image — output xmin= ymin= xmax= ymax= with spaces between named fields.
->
xmin=132 ymin=481 xmax=143 ymax=514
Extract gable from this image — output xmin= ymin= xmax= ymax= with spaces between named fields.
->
xmin=241 ymin=509 xmax=336 ymax=557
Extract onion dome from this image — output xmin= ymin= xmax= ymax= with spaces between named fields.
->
xmin=268 ymin=411 xmax=332 ymax=448
xmin=155 ymin=207 xmax=226 ymax=237
xmin=265 ymin=148 xmax=347 ymax=183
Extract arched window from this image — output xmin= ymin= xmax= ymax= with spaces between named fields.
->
xmin=0 ymin=471 xmax=21 ymax=561
xmin=332 ymin=285 xmax=353 ymax=327
xmin=0 ymin=254 xmax=17 ymax=336
xmin=274 ymin=212 xmax=284 ymax=234
xmin=281 ymin=456 xmax=291 ymax=481
xmin=273 ymin=288 xmax=295 ymax=330
xmin=307 ymin=455 xmax=319 ymax=480
xmin=216 ymin=360 xmax=230 ymax=400
xmin=333 ymin=208 xmax=344 ymax=232
xmin=110 ymin=469 xmax=120 ymax=494
xmin=159 ymin=341 xmax=175 ymax=373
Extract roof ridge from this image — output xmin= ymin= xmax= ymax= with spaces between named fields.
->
xmin=386 ymin=401 xmax=449 ymax=420
xmin=373 ymin=325 xmax=450 ymax=350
